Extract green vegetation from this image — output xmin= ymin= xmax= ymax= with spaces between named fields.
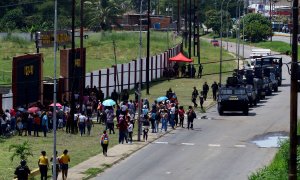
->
xmin=248 ymin=139 xmax=300 ymax=180
xmin=249 ymin=125 xmax=300 ymax=180
xmin=0 ymin=31 xmax=181 ymax=84
xmin=9 ymin=141 xmax=33 ymax=162
xmin=241 ymin=13 xmax=272 ymax=42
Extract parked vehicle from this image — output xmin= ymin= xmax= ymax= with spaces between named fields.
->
xmin=217 ymin=77 xmax=249 ymax=115
xmin=210 ymin=39 xmax=219 ymax=47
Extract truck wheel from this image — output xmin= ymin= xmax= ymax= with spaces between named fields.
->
xmin=254 ymin=100 xmax=257 ymax=106
xmin=243 ymin=109 xmax=249 ymax=116
xmin=218 ymin=104 xmax=223 ymax=115
xmin=274 ymin=86 xmax=278 ymax=92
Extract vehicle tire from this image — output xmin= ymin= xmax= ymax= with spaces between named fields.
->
xmin=254 ymin=99 xmax=257 ymax=106
xmin=243 ymin=109 xmax=249 ymax=116
xmin=274 ymin=86 xmax=278 ymax=92
xmin=218 ymin=104 xmax=223 ymax=115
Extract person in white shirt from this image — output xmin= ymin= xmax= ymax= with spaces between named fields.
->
xmin=78 ymin=114 xmax=87 ymax=136
xmin=170 ymin=104 xmax=176 ymax=129
xmin=127 ymin=121 xmax=133 ymax=143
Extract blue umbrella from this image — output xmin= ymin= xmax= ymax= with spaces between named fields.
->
xmin=157 ymin=96 xmax=168 ymax=102
xmin=102 ymin=99 xmax=116 ymax=106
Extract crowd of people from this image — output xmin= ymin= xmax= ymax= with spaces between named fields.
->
xmin=7 ymin=85 xmax=200 ymax=179
xmin=162 ymin=63 xmax=204 ymax=79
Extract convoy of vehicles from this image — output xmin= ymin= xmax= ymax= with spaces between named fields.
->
xmin=217 ymin=49 xmax=283 ymax=116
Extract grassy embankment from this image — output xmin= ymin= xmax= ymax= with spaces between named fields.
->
xmin=0 ymin=32 xmax=236 ymax=180
xmin=206 ymin=33 xmax=296 ymax=58
xmin=0 ymin=31 xmax=181 ymax=84
xmin=248 ymin=128 xmax=300 ymax=180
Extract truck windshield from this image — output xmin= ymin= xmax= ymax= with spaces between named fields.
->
xmin=234 ymin=89 xmax=246 ymax=95
xmin=220 ymin=89 xmax=233 ymax=95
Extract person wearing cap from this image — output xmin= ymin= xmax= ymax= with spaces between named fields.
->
xmin=15 ymin=159 xmax=31 ymax=180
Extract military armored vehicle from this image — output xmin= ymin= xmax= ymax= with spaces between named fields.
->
xmin=217 ymin=77 xmax=249 ymax=115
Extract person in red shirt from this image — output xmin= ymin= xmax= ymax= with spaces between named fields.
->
xmin=178 ymin=106 xmax=185 ymax=128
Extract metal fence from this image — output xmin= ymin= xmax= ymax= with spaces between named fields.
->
xmin=85 ymin=44 xmax=182 ymax=98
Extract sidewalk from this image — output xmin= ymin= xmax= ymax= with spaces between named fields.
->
xmin=57 ymin=130 xmax=171 ymax=180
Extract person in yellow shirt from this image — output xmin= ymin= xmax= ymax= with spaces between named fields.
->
xmin=60 ymin=149 xmax=70 ymax=180
xmin=38 ymin=151 xmax=49 ymax=180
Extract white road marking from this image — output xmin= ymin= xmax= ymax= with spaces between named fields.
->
xmin=208 ymin=144 xmax=221 ymax=147
xmin=234 ymin=145 xmax=246 ymax=148
xmin=154 ymin=141 xmax=169 ymax=144
xmin=166 ymin=171 xmax=171 ymax=175
xmin=181 ymin=143 xmax=195 ymax=146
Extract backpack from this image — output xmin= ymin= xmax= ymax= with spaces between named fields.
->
xmin=188 ymin=111 xmax=196 ymax=119
xmin=102 ymin=134 xmax=109 ymax=144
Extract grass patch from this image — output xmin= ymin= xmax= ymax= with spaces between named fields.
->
xmin=82 ymin=164 xmax=113 ymax=179
xmin=83 ymin=167 xmax=104 ymax=180
xmin=249 ymin=125 xmax=300 ymax=180
xmin=0 ymin=31 xmax=181 ymax=84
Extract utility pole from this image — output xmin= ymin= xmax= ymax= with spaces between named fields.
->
xmin=188 ymin=0 xmax=192 ymax=58
xmin=177 ymin=0 xmax=180 ymax=33
xmin=289 ymin=0 xmax=298 ymax=179
xmin=70 ymin=0 xmax=76 ymax=134
xmin=184 ymin=0 xmax=187 ymax=48
xmin=146 ymin=0 xmax=150 ymax=95
xmin=269 ymin=0 xmax=272 ymax=42
xmin=138 ymin=0 xmax=144 ymax=142
xmin=52 ymin=0 xmax=58 ymax=179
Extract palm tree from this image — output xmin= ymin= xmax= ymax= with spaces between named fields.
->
xmin=86 ymin=0 xmax=126 ymax=31
xmin=9 ymin=141 xmax=33 ymax=162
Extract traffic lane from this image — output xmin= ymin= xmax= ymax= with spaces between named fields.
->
xmin=94 ymin=116 xmax=283 ymax=180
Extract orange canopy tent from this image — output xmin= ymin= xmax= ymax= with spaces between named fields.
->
xmin=169 ymin=52 xmax=193 ymax=63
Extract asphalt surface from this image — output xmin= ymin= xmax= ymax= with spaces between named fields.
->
xmin=93 ymin=41 xmax=292 ymax=180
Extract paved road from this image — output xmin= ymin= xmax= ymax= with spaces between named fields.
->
xmin=93 ymin=42 xmax=292 ymax=180
xmin=272 ymin=35 xmax=292 ymax=45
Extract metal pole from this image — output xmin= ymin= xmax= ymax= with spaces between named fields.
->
xmin=289 ymin=0 xmax=298 ymax=179
xmin=52 ymin=0 xmax=58 ymax=179
xmin=220 ymin=0 xmax=225 ymax=85
xmin=235 ymin=1 xmax=238 ymax=58
xmin=226 ymin=0 xmax=232 ymax=51
xmin=70 ymin=0 xmax=76 ymax=134
xmin=146 ymin=0 xmax=150 ymax=95
xmin=184 ymin=0 xmax=187 ymax=48
xmin=237 ymin=0 xmax=241 ymax=71
xmin=113 ymin=41 xmax=120 ymax=95
xmin=138 ymin=0 xmax=144 ymax=141
xmin=80 ymin=0 xmax=84 ymax=111
xmin=177 ymin=0 xmax=180 ymax=33
xmin=188 ymin=0 xmax=192 ymax=58
xmin=269 ymin=0 xmax=272 ymax=42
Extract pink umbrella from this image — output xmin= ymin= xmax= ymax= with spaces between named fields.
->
xmin=49 ymin=103 xmax=62 ymax=108
xmin=28 ymin=106 xmax=40 ymax=113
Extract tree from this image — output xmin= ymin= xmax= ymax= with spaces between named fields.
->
xmin=9 ymin=141 xmax=33 ymax=162
xmin=86 ymin=0 xmax=125 ymax=31
xmin=241 ymin=13 xmax=272 ymax=42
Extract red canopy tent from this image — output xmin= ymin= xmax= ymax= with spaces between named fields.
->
xmin=169 ymin=52 xmax=193 ymax=63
